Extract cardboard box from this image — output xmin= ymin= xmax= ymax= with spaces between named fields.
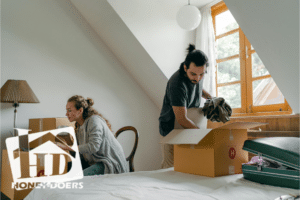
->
xmin=161 ymin=122 xmax=267 ymax=177
xmin=1 ymin=147 xmax=69 ymax=200
xmin=29 ymin=118 xmax=75 ymax=148
xmin=29 ymin=117 xmax=75 ymax=133
xmin=1 ymin=149 xmax=43 ymax=200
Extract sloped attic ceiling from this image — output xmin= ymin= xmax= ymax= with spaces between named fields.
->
xmin=223 ymin=0 xmax=299 ymax=113
xmin=107 ymin=0 xmax=216 ymax=79
xmin=68 ymin=0 xmax=217 ymax=110
xmin=68 ymin=0 xmax=215 ymax=109
xmin=69 ymin=0 xmax=168 ymax=109
xmin=69 ymin=0 xmax=299 ymax=113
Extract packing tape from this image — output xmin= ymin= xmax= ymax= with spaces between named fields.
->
xmin=229 ymin=129 xmax=234 ymax=141
xmin=229 ymin=165 xmax=235 ymax=175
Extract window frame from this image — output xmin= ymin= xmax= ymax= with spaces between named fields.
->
xmin=211 ymin=1 xmax=292 ymax=116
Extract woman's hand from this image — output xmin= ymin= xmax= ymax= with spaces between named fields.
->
xmin=55 ymin=142 xmax=73 ymax=151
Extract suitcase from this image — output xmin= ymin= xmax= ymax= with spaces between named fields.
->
xmin=242 ymin=137 xmax=300 ymax=189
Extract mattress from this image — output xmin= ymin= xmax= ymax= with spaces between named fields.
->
xmin=24 ymin=168 xmax=299 ymax=200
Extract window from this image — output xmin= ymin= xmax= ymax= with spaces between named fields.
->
xmin=211 ymin=1 xmax=292 ymax=116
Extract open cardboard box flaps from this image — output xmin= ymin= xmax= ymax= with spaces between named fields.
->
xmin=161 ymin=121 xmax=267 ymax=177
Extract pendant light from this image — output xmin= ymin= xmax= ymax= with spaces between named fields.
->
xmin=176 ymin=0 xmax=201 ymax=31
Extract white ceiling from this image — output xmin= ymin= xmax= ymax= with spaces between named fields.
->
xmin=179 ymin=0 xmax=216 ymax=8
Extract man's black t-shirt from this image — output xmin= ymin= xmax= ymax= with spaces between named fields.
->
xmin=159 ymin=65 xmax=203 ymax=136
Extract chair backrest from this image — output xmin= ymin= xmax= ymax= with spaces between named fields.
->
xmin=115 ymin=126 xmax=139 ymax=172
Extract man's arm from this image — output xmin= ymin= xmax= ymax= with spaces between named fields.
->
xmin=172 ymin=106 xmax=199 ymax=129
xmin=202 ymin=89 xmax=213 ymax=100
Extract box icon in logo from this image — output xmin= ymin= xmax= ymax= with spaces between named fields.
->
xmin=6 ymin=127 xmax=83 ymax=185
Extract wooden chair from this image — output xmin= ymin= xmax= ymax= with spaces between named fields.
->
xmin=115 ymin=126 xmax=139 ymax=172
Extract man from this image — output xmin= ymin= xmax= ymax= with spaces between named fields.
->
xmin=159 ymin=44 xmax=212 ymax=168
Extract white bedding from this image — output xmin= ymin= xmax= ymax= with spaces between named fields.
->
xmin=25 ymin=168 xmax=299 ymax=200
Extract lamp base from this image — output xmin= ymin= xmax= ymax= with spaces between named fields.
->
xmin=13 ymin=102 xmax=19 ymax=137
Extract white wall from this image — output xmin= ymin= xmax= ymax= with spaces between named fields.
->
xmin=224 ymin=0 xmax=300 ymax=113
xmin=1 ymin=0 xmax=162 ymax=183
xmin=107 ymin=0 xmax=196 ymax=79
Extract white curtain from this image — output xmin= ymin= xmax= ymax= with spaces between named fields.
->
xmin=196 ymin=0 xmax=220 ymax=106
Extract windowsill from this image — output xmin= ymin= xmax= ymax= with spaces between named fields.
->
xmin=207 ymin=112 xmax=299 ymax=130
xmin=231 ymin=112 xmax=299 ymax=119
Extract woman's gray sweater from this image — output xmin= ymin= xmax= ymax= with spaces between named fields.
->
xmin=76 ymin=115 xmax=129 ymax=174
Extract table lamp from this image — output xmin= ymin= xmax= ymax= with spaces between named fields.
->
xmin=0 ymin=79 xmax=40 ymax=136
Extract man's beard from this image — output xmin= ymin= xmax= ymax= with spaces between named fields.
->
xmin=191 ymin=80 xmax=198 ymax=84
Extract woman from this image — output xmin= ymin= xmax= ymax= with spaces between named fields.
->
xmin=57 ymin=95 xmax=129 ymax=176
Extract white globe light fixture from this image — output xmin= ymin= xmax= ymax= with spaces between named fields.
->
xmin=176 ymin=1 xmax=201 ymax=31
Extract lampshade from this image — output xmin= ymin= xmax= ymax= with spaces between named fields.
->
xmin=176 ymin=5 xmax=201 ymax=31
xmin=0 ymin=80 xmax=40 ymax=104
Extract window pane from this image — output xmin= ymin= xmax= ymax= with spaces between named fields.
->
xmin=218 ymin=84 xmax=241 ymax=108
xmin=217 ymin=58 xmax=240 ymax=84
xmin=216 ymin=32 xmax=239 ymax=59
xmin=253 ymin=78 xmax=285 ymax=106
xmin=252 ymin=53 xmax=269 ymax=77
xmin=215 ymin=10 xmax=239 ymax=36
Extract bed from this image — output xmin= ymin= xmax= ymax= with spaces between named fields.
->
xmin=24 ymin=168 xmax=299 ymax=200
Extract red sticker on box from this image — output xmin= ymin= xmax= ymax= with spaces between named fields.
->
xmin=229 ymin=147 xmax=236 ymax=159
